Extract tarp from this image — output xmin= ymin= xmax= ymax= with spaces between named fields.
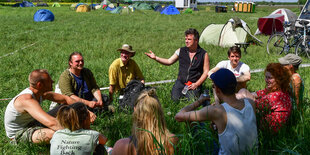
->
xmin=161 ymin=5 xmax=180 ymax=15
xmin=257 ymin=14 xmax=284 ymax=35
xmin=34 ymin=9 xmax=54 ymax=22
xmin=52 ymin=2 xmax=60 ymax=7
xmin=76 ymin=3 xmax=87 ymax=9
xmin=76 ymin=5 xmax=90 ymax=12
xmin=200 ymin=18 xmax=262 ymax=47
xmin=105 ymin=6 xmax=115 ymax=11
xmin=255 ymin=8 xmax=297 ymax=35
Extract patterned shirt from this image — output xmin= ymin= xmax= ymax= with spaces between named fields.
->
xmin=255 ymin=89 xmax=291 ymax=133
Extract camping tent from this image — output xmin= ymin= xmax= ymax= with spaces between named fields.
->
xmin=70 ymin=3 xmax=78 ymax=9
xmin=110 ymin=6 xmax=123 ymax=14
xmin=200 ymin=18 xmax=261 ymax=47
xmin=34 ymin=9 xmax=54 ymax=22
xmin=101 ymin=0 xmax=111 ymax=6
xmin=161 ymin=5 xmax=180 ymax=15
xmin=133 ymin=2 xmax=152 ymax=10
xmin=13 ymin=1 xmax=34 ymax=7
xmin=52 ymin=2 xmax=61 ymax=7
xmin=36 ymin=3 xmax=48 ymax=7
xmin=76 ymin=5 xmax=90 ymax=12
xmin=255 ymin=8 xmax=297 ymax=35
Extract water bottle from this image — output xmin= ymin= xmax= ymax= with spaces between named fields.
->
xmin=182 ymin=81 xmax=192 ymax=95
xmin=200 ymin=90 xmax=210 ymax=107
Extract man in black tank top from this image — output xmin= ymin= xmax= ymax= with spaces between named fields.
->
xmin=145 ymin=28 xmax=210 ymax=101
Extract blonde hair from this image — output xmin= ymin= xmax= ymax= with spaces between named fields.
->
xmin=131 ymin=89 xmax=173 ymax=155
xmin=56 ymin=102 xmax=89 ymax=131
xmin=56 ymin=105 xmax=80 ymax=131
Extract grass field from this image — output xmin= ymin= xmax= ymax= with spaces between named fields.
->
xmin=0 ymin=4 xmax=310 ymax=154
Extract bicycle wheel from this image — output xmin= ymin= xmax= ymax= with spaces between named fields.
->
xmin=267 ymin=33 xmax=286 ymax=55
xmin=295 ymin=39 xmax=310 ymax=58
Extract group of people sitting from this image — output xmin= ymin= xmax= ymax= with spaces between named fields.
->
xmin=4 ymin=28 xmax=304 ymax=154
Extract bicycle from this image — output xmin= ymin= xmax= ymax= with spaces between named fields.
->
xmin=295 ymin=20 xmax=310 ymax=58
xmin=267 ymin=22 xmax=302 ymax=55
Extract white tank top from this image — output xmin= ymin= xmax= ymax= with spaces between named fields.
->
xmin=4 ymin=88 xmax=42 ymax=139
xmin=218 ymin=99 xmax=258 ymax=155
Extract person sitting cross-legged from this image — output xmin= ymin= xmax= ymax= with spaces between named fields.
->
xmin=175 ymin=68 xmax=258 ymax=154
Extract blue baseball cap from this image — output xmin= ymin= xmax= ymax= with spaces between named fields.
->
xmin=210 ymin=68 xmax=237 ymax=91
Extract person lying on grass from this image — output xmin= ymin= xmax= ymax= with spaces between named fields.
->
xmin=50 ymin=102 xmax=108 ymax=155
xmin=112 ymin=89 xmax=178 ymax=155
xmin=278 ymin=54 xmax=304 ymax=110
xmin=175 ymin=68 xmax=258 ymax=154
xmin=237 ymin=63 xmax=292 ymax=133
xmin=4 ymin=69 xmax=85 ymax=144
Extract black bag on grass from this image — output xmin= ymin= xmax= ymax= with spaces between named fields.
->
xmin=119 ymin=80 xmax=147 ymax=111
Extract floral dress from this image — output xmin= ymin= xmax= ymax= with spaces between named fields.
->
xmin=255 ymin=88 xmax=291 ymax=133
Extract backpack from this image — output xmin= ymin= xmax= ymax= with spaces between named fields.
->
xmin=119 ymin=80 xmax=148 ymax=111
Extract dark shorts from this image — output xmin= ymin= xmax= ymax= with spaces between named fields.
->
xmin=171 ymin=79 xmax=202 ymax=101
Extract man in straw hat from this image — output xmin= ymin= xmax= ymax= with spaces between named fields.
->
xmin=278 ymin=54 xmax=304 ymax=109
xmin=109 ymin=44 xmax=144 ymax=103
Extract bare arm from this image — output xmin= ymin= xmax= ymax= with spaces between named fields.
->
xmin=69 ymin=95 xmax=97 ymax=108
xmin=175 ymin=98 xmax=212 ymax=122
xmin=43 ymin=91 xmax=76 ymax=105
xmin=189 ymin=53 xmax=210 ymax=90
xmin=22 ymin=98 xmax=60 ymax=131
xmin=292 ymin=74 xmax=302 ymax=106
xmin=236 ymin=71 xmax=251 ymax=83
xmin=145 ymin=50 xmax=179 ymax=66
xmin=98 ymin=134 xmax=108 ymax=145
xmin=93 ymin=89 xmax=103 ymax=107
xmin=208 ymin=67 xmax=220 ymax=78
xmin=109 ymin=85 xmax=115 ymax=103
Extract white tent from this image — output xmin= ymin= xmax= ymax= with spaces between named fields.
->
xmin=200 ymin=18 xmax=260 ymax=47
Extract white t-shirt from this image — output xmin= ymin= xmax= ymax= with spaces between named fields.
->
xmin=215 ymin=60 xmax=250 ymax=77
xmin=50 ymin=128 xmax=100 ymax=155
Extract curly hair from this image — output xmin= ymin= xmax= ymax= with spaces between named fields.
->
xmin=265 ymin=63 xmax=291 ymax=93
xmin=131 ymin=89 xmax=173 ymax=155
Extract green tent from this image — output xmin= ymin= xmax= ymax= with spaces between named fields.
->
xmin=183 ymin=8 xmax=193 ymax=14
xmin=121 ymin=7 xmax=134 ymax=14
xmin=110 ymin=6 xmax=123 ymax=14
xmin=52 ymin=2 xmax=61 ymax=7
xmin=135 ymin=2 xmax=152 ymax=10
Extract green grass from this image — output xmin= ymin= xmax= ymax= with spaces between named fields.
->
xmin=0 ymin=5 xmax=310 ymax=154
